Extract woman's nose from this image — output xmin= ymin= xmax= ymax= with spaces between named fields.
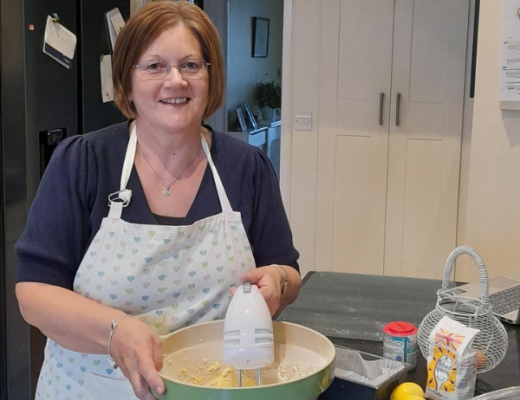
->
xmin=163 ymin=66 xmax=187 ymax=86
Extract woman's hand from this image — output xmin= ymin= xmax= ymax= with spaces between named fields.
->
xmin=237 ymin=265 xmax=284 ymax=316
xmin=110 ymin=317 xmax=165 ymax=400
xmin=16 ymin=283 xmax=168 ymax=399
xmin=237 ymin=265 xmax=302 ymax=317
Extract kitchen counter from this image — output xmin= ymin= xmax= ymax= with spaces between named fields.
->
xmin=277 ymin=271 xmax=520 ymax=397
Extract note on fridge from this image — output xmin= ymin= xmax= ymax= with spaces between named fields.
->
xmin=42 ymin=16 xmax=77 ymax=69
xmin=100 ymin=55 xmax=114 ymax=103
xmin=106 ymin=8 xmax=126 ymax=52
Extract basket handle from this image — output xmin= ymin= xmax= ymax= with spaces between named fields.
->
xmin=441 ymin=245 xmax=490 ymax=305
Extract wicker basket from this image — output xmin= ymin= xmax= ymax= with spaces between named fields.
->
xmin=418 ymin=246 xmax=508 ymax=373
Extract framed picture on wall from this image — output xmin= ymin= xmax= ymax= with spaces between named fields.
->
xmin=252 ymin=17 xmax=269 ymax=58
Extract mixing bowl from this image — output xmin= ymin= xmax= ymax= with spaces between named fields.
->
xmin=154 ymin=320 xmax=336 ymax=400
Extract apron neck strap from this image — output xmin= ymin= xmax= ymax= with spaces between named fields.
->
xmin=200 ymin=134 xmax=232 ymax=213
xmin=121 ymin=124 xmax=138 ymax=192
xmin=111 ymin=124 xmax=232 ymax=215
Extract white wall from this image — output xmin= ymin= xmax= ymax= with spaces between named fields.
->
xmin=227 ymin=0 xmax=283 ymax=127
xmin=285 ymin=0 xmax=321 ymax=278
xmin=458 ymin=0 xmax=520 ymax=282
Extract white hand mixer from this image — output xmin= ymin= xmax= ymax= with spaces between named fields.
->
xmin=223 ymin=281 xmax=274 ymax=386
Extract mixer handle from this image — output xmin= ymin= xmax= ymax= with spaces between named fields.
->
xmin=441 ymin=245 xmax=490 ymax=305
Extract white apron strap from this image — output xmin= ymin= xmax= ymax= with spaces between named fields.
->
xmin=121 ymin=125 xmax=138 ymax=192
xmin=109 ymin=125 xmax=232 ymax=217
xmin=200 ymin=135 xmax=232 ymax=213
xmin=107 ymin=125 xmax=136 ymax=219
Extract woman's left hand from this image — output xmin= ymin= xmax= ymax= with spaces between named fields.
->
xmin=237 ymin=265 xmax=283 ymax=316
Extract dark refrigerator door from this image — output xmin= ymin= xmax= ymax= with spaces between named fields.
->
xmin=0 ymin=4 xmax=5 ymax=386
xmin=24 ymin=1 xmax=78 ymax=199
xmin=0 ymin=92 xmax=5 ymax=400
xmin=2 ymin=0 xmax=78 ymax=398
xmin=25 ymin=3 xmax=78 ymax=397
xmin=0 ymin=0 xmax=29 ymax=397
xmin=78 ymin=0 xmax=128 ymax=134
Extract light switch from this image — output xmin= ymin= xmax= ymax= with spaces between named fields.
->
xmin=294 ymin=114 xmax=312 ymax=131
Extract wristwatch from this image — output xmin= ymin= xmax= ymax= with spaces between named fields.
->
xmin=272 ymin=264 xmax=288 ymax=294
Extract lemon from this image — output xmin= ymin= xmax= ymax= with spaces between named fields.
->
xmin=390 ymin=382 xmax=425 ymax=400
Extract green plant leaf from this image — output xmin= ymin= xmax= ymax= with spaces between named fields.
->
xmin=255 ymin=81 xmax=281 ymax=109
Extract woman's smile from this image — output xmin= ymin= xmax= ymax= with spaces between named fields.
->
xmin=160 ymin=97 xmax=188 ymax=105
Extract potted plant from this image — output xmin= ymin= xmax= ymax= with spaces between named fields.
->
xmin=255 ymin=80 xmax=281 ymax=120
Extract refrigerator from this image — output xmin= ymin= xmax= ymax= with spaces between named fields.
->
xmin=0 ymin=0 xmax=131 ymax=399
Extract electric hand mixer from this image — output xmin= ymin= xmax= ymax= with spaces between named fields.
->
xmin=223 ymin=281 xmax=274 ymax=386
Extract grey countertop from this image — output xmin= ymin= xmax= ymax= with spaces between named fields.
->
xmin=278 ymin=271 xmax=441 ymax=341
xmin=277 ymin=271 xmax=520 ymax=397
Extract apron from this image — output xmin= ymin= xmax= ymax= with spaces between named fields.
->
xmin=35 ymin=126 xmax=256 ymax=400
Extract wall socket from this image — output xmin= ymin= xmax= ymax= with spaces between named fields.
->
xmin=294 ymin=114 xmax=312 ymax=131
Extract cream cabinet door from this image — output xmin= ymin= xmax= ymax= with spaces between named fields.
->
xmin=315 ymin=0 xmax=469 ymax=278
xmin=315 ymin=0 xmax=394 ymax=275
xmin=384 ymin=0 xmax=469 ymax=278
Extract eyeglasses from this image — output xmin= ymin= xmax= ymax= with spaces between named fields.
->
xmin=133 ymin=59 xmax=211 ymax=80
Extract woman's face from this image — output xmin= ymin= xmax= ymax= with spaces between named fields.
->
xmin=130 ymin=24 xmax=209 ymax=135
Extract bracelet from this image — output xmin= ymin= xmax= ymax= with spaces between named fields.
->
xmin=271 ymin=264 xmax=288 ymax=295
xmin=107 ymin=314 xmax=130 ymax=369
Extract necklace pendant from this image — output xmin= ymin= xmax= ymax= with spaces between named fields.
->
xmin=162 ymin=188 xmax=171 ymax=197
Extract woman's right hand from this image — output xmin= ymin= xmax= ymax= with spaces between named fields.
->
xmin=110 ymin=317 xmax=166 ymax=400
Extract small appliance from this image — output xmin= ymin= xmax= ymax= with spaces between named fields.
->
xmin=223 ymin=281 xmax=274 ymax=386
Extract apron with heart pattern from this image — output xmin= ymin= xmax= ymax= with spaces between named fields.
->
xmin=35 ymin=126 xmax=256 ymax=399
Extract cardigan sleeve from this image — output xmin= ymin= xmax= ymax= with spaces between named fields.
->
xmin=15 ymin=135 xmax=98 ymax=289
xmin=247 ymin=148 xmax=300 ymax=271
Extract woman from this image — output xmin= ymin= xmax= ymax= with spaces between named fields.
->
xmin=15 ymin=2 xmax=301 ymax=399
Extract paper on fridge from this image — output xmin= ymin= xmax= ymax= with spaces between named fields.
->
xmin=42 ymin=16 xmax=77 ymax=69
xmin=106 ymin=8 xmax=126 ymax=51
xmin=100 ymin=55 xmax=114 ymax=103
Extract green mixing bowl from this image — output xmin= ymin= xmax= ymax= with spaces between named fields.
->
xmin=154 ymin=320 xmax=335 ymax=400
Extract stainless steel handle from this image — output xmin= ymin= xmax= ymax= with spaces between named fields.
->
xmin=379 ymin=92 xmax=384 ymax=126
xmin=396 ymin=93 xmax=401 ymax=127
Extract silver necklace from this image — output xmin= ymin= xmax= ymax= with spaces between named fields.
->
xmin=138 ymin=143 xmax=200 ymax=197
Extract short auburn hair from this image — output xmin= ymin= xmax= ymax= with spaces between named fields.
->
xmin=112 ymin=1 xmax=224 ymax=120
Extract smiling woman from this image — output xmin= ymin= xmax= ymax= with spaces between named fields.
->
xmin=112 ymin=1 xmax=224 ymax=121
xmin=129 ymin=23 xmax=210 ymax=141
xmin=14 ymin=2 xmax=301 ymax=400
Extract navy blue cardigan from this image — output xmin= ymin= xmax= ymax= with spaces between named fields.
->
xmin=16 ymin=121 xmax=299 ymax=288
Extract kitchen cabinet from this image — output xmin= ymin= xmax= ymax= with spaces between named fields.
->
xmin=315 ymin=0 xmax=469 ymax=278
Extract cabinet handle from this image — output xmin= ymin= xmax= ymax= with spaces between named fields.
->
xmin=379 ymin=92 xmax=384 ymax=126
xmin=396 ymin=93 xmax=401 ymax=127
